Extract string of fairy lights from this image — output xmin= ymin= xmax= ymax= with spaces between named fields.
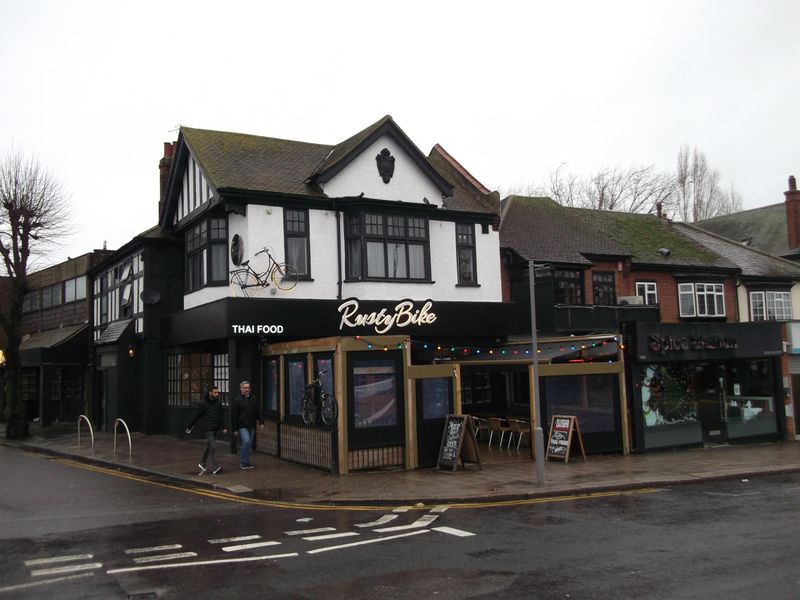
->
xmin=349 ymin=334 xmax=622 ymax=362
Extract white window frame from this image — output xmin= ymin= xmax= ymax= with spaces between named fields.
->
xmin=750 ymin=290 xmax=792 ymax=321
xmin=635 ymin=281 xmax=658 ymax=305
xmin=678 ymin=282 xmax=725 ymax=317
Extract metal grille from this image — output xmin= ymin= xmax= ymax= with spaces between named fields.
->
xmin=279 ymin=422 xmax=335 ymax=472
xmin=348 ymin=445 xmax=403 ymax=471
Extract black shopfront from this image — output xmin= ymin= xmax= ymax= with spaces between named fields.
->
xmin=163 ymin=296 xmax=522 ymax=473
xmin=628 ymin=322 xmax=786 ymax=451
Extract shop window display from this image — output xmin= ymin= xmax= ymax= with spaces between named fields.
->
xmin=640 ymin=364 xmax=696 ymax=426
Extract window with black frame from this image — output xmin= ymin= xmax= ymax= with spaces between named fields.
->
xmin=345 ymin=212 xmax=429 ymax=281
xmin=554 ymin=269 xmax=584 ymax=304
xmin=186 ymin=217 xmax=227 ymax=292
xmin=592 ymin=271 xmax=616 ymax=305
xmin=456 ymin=223 xmax=477 ymax=285
xmin=284 ymin=208 xmax=309 ymax=277
xmin=286 ymin=357 xmax=306 ymax=418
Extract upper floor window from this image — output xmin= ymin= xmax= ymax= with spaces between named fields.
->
xmin=678 ymin=282 xmax=725 ymax=317
xmin=284 ymin=208 xmax=309 ymax=277
xmin=40 ymin=284 xmax=62 ymax=309
xmin=64 ymin=276 xmax=87 ymax=303
xmin=635 ymin=281 xmax=658 ymax=305
xmin=345 ymin=212 xmax=429 ymax=281
xmin=750 ymin=290 xmax=792 ymax=321
xmin=456 ymin=223 xmax=477 ymax=285
xmin=186 ymin=217 xmax=227 ymax=292
xmin=592 ymin=271 xmax=616 ymax=305
xmin=554 ymin=269 xmax=584 ymax=304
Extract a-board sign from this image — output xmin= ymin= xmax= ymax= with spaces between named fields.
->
xmin=436 ymin=415 xmax=482 ymax=471
xmin=545 ymin=415 xmax=587 ymax=462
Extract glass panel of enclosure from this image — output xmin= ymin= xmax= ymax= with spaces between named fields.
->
xmin=286 ymin=357 xmax=306 ymax=417
xmin=265 ymin=358 xmax=279 ymax=413
xmin=352 ymin=357 xmax=398 ymax=429
xmin=421 ymin=378 xmax=450 ymax=420
xmin=544 ymin=374 xmax=616 ymax=433
xmin=315 ymin=356 xmax=333 ymax=396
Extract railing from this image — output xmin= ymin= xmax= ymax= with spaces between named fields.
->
xmin=113 ymin=418 xmax=132 ymax=458
xmin=77 ymin=414 xmax=94 ymax=452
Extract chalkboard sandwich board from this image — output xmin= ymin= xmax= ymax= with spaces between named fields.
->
xmin=545 ymin=415 xmax=587 ymax=462
xmin=436 ymin=415 xmax=482 ymax=472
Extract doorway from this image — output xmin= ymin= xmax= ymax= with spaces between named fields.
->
xmin=693 ymin=363 xmax=727 ymax=443
xmin=415 ymin=377 xmax=454 ymax=467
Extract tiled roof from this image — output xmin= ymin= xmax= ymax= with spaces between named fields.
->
xmin=427 ymin=145 xmax=499 ymax=215
xmin=695 ymin=203 xmax=791 ymax=257
xmin=499 ymin=196 xmax=724 ymax=268
xmin=674 ymin=223 xmax=800 ymax=279
xmin=181 ymin=127 xmax=330 ymax=198
xmin=179 ymin=121 xmax=494 ymax=213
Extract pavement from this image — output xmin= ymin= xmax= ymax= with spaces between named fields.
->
xmin=4 ymin=422 xmax=800 ymax=506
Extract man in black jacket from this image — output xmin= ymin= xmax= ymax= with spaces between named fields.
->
xmin=231 ymin=380 xmax=263 ymax=470
xmin=186 ymin=386 xmax=227 ymax=475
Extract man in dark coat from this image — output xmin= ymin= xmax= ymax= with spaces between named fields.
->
xmin=231 ymin=380 xmax=263 ymax=470
xmin=186 ymin=386 xmax=227 ymax=475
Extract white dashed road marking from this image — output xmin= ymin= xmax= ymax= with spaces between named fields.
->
xmin=432 ymin=526 xmax=476 ymax=537
xmin=307 ymin=530 xmax=430 ymax=554
xmin=106 ymin=553 xmax=299 ymax=574
xmin=392 ymin=506 xmax=412 ymax=513
xmin=31 ymin=563 xmax=103 ymax=577
xmin=133 ymin=552 xmax=197 ymax=564
xmin=208 ymin=535 xmax=261 ymax=544
xmin=222 ymin=541 xmax=281 ymax=552
xmin=430 ymin=506 xmax=450 ymax=513
xmin=0 ymin=573 xmax=94 ymax=594
xmin=374 ymin=514 xmax=439 ymax=532
xmin=355 ymin=514 xmax=398 ymax=528
xmin=285 ymin=527 xmax=336 ymax=536
xmin=302 ymin=532 xmax=360 ymax=541
xmin=124 ymin=545 xmax=182 ymax=555
xmin=24 ymin=554 xmax=93 ymax=566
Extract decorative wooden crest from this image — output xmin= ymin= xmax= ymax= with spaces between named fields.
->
xmin=376 ymin=148 xmax=395 ymax=183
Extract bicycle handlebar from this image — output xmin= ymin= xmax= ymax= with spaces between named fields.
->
xmin=255 ymin=247 xmax=269 ymax=256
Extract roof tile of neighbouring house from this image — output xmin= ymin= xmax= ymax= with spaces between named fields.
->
xmin=695 ymin=203 xmax=791 ymax=257
xmin=427 ymin=144 xmax=499 ymax=215
xmin=673 ymin=223 xmax=800 ymax=280
xmin=179 ymin=123 xmax=495 ymax=214
xmin=499 ymin=196 xmax=732 ymax=269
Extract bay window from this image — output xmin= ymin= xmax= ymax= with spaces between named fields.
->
xmin=186 ymin=217 xmax=227 ymax=292
xmin=345 ymin=212 xmax=429 ymax=281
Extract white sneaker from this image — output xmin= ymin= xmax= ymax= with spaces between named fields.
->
xmin=198 ymin=463 xmax=207 ymax=474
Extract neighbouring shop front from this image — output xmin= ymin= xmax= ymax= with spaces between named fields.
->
xmin=628 ymin=322 xmax=786 ymax=451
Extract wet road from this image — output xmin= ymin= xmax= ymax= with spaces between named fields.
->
xmin=2 ymin=445 xmax=799 ymax=599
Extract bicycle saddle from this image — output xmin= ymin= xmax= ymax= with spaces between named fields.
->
xmin=240 ymin=260 xmax=250 ymax=267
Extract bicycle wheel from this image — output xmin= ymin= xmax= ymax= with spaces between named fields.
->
xmin=320 ymin=393 xmax=338 ymax=427
xmin=272 ymin=263 xmax=298 ymax=291
xmin=230 ymin=270 xmax=258 ymax=297
xmin=301 ymin=388 xmax=317 ymax=425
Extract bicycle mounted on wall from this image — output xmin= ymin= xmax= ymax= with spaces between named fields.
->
xmin=230 ymin=247 xmax=299 ymax=296
xmin=302 ymin=370 xmax=338 ymax=427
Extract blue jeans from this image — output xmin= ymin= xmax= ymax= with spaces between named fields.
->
xmin=238 ymin=427 xmax=255 ymax=467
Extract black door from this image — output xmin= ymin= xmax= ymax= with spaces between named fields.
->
xmin=415 ymin=377 xmax=454 ymax=468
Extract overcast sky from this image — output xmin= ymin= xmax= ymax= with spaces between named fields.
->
xmin=2 ymin=1 xmax=798 ymax=268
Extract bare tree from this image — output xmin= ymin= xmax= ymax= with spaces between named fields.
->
xmin=676 ymin=144 xmax=740 ymax=221
xmin=540 ymin=164 xmax=678 ymax=215
xmin=0 ymin=149 xmax=71 ymax=439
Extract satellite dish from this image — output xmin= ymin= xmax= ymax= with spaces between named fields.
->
xmin=140 ymin=289 xmax=161 ymax=305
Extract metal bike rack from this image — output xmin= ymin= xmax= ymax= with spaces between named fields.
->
xmin=113 ymin=418 xmax=132 ymax=458
xmin=77 ymin=414 xmax=94 ymax=452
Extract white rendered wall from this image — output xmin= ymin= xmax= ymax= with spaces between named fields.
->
xmin=184 ymin=206 xmax=503 ymax=309
xmin=320 ymin=134 xmax=445 ymax=206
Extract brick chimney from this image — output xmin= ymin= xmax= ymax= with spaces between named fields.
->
xmin=786 ymin=175 xmax=800 ymax=249
xmin=158 ymin=141 xmax=176 ymax=222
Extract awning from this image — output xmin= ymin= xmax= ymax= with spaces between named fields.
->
xmin=94 ymin=319 xmax=132 ymax=345
xmin=20 ymin=324 xmax=89 ymax=367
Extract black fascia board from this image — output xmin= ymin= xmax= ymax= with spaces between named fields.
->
xmin=314 ymin=122 xmax=454 ymax=198
xmin=739 ymin=276 xmax=795 ymax=288
xmin=581 ymin=252 xmax=633 ymax=262
xmin=159 ymin=133 xmax=190 ymax=230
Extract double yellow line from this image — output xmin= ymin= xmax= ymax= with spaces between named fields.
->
xmin=56 ymin=456 xmax=662 ymax=512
